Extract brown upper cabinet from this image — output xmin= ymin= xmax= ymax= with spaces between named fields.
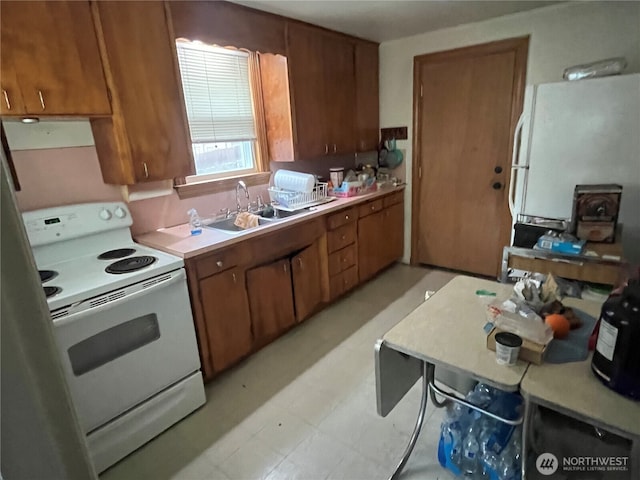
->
xmin=90 ymin=1 xmax=194 ymax=184
xmin=169 ymin=1 xmax=286 ymax=55
xmin=355 ymin=41 xmax=380 ymax=152
xmin=0 ymin=1 xmax=111 ymax=117
xmin=286 ymin=23 xmax=356 ymax=159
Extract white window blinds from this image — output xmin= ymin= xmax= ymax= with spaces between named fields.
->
xmin=176 ymin=41 xmax=256 ymax=143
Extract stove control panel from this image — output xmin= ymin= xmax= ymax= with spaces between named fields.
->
xmin=23 ymin=202 xmax=134 ymax=247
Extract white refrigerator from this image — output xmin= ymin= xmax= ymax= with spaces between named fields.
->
xmin=509 ymin=73 xmax=640 ymax=263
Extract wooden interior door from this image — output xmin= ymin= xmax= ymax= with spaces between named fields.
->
xmin=412 ymin=38 xmax=528 ymax=277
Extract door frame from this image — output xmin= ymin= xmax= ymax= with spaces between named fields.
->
xmin=410 ymin=36 xmax=529 ymax=274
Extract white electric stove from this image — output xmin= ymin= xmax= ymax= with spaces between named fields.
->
xmin=22 ymin=202 xmax=205 ymax=473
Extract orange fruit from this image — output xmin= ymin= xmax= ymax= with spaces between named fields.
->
xmin=545 ymin=313 xmax=570 ymax=339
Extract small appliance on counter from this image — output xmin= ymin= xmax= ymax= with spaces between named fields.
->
xmin=591 ymin=283 xmax=640 ymax=400
xmin=513 ymin=215 xmax=567 ymax=248
xmin=570 ymin=184 xmax=622 ymax=243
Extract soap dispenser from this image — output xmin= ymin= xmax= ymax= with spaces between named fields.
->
xmin=187 ymin=208 xmax=202 ymax=235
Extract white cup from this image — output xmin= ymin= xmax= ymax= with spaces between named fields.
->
xmin=495 ymin=332 xmax=522 ymax=365
xmin=329 ymin=167 xmax=344 ymax=188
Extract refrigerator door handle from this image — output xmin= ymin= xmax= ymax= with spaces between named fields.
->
xmin=509 ymin=113 xmax=528 ymax=217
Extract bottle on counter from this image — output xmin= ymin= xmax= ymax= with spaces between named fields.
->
xmin=188 ymin=208 xmax=202 ymax=235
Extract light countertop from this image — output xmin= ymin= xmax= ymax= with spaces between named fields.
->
xmin=135 ymin=186 xmax=405 ymax=259
xmin=521 ymin=297 xmax=640 ymax=439
xmin=383 ymin=276 xmax=527 ymax=392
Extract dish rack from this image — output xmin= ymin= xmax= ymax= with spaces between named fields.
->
xmin=268 ymin=182 xmax=332 ymax=211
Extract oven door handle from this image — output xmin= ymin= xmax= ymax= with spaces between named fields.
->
xmin=52 ymin=269 xmax=186 ymax=327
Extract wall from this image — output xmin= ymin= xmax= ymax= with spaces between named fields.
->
xmin=5 ymin=120 xmax=270 ymax=236
xmin=379 ymin=1 xmax=640 ymax=263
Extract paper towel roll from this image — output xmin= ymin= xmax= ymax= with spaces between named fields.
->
xmin=273 ymin=170 xmax=316 ymax=193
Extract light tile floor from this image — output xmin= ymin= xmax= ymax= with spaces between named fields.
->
xmin=101 ymin=264 xmax=461 ymax=480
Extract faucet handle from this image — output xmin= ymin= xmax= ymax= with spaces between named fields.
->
xmin=219 ymin=207 xmax=231 ymax=218
xmin=256 ymin=194 xmax=264 ymax=210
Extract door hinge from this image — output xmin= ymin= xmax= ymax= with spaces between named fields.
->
xmin=418 ymin=166 xmax=422 ymax=179
xmin=420 ymin=84 xmax=423 ymax=98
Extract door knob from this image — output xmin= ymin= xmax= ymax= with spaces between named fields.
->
xmin=492 ymin=182 xmax=503 ymax=190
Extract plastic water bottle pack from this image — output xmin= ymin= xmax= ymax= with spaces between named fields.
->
xmin=437 ymin=383 xmax=523 ymax=479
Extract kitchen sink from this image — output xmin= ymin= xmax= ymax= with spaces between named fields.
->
xmin=203 ymin=208 xmax=308 ymax=234
xmin=204 ymin=214 xmax=277 ymax=234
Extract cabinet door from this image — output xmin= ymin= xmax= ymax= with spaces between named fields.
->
xmin=287 ymin=23 xmax=328 ymax=159
xmin=355 ymin=41 xmax=379 ymax=152
xmin=324 ymin=35 xmax=355 ymax=155
xmin=199 ymin=268 xmax=253 ymax=373
xmin=291 ymin=242 xmax=323 ymax=322
xmin=0 ymin=1 xmax=110 ymax=116
xmin=357 ymin=209 xmax=385 ymax=282
xmin=92 ymin=1 xmax=194 ymax=184
xmin=246 ymin=258 xmax=296 ymax=348
xmin=383 ymin=202 xmax=404 ymax=266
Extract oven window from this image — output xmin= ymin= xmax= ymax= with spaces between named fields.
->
xmin=67 ymin=314 xmax=160 ymax=376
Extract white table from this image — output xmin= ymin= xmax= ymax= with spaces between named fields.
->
xmin=376 ymin=275 xmax=640 ymax=479
xmin=376 ymin=276 xmax=527 ymax=479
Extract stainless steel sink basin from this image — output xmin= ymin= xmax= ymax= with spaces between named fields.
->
xmin=204 ymin=214 xmax=277 ymax=234
xmin=203 ymin=208 xmax=309 ymax=234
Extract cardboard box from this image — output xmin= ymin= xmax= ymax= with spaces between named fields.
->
xmin=486 ymin=327 xmax=548 ymax=365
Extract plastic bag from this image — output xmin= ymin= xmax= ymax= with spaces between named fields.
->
xmin=563 ymin=57 xmax=627 ymax=81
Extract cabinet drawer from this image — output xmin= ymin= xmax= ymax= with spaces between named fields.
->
xmin=383 ymin=191 xmax=404 ymax=207
xmin=327 ymin=222 xmax=357 ymax=253
xmin=359 ymin=199 xmax=383 ymax=218
xmin=329 ymin=265 xmax=358 ymax=299
xmin=196 ymin=246 xmax=247 ymax=279
xmin=328 ymin=244 xmax=357 ymax=276
xmin=327 ymin=207 xmax=358 ymax=230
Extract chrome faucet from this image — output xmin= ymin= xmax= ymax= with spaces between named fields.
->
xmin=236 ymin=180 xmax=250 ymax=213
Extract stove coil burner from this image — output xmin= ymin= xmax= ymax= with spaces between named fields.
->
xmin=44 ymin=286 xmax=62 ymax=298
xmin=105 ymin=256 xmax=157 ymax=274
xmin=39 ymin=270 xmax=58 ymax=283
xmin=98 ymin=248 xmax=137 ymax=260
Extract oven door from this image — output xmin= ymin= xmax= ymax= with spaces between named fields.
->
xmin=52 ymin=269 xmax=201 ymax=433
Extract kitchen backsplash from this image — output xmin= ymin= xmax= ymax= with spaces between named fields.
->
xmin=13 ymin=146 xmax=123 ymax=212
xmin=9 ymin=122 xmax=394 ymax=237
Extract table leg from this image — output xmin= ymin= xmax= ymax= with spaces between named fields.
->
xmin=389 ymin=361 xmax=429 ymax=480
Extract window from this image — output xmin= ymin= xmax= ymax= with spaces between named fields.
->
xmin=176 ymin=41 xmax=260 ymax=181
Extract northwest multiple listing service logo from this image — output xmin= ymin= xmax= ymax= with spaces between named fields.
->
xmin=536 ymin=453 xmax=629 ymax=476
xmin=536 ymin=453 xmax=559 ymax=475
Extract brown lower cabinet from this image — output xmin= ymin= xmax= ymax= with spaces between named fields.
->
xmin=358 ymin=193 xmax=405 ymax=282
xmin=247 ymin=258 xmax=296 ymax=348
xmin=291 ymin=242 xmax=324 ymax=322
xmin=199 ymin=267 xmax=253 ymax=374
xmin=186 ymin=192 xmax=403 ymax=381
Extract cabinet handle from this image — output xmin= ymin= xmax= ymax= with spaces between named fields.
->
xmin=341 ymin=235 xmax=346 ymax=240
xmin=324 ymin=144 xmax=329 ymax=155
xmin=232 ymin=272 xmax=236 ymax=283
xmin=333 ymin=144 xmax=337 ymax=154
xmin=38 ymin=90 xmax=45 ymax=110
xmin=216 ymin=261 xmax=223 ymax=268
xmin=345 ymin=215 xmax=349 ymax=220
xmin=371 ymin=205 xmax=375 ymax=210
xmin=143 ymin=162 xmax=149 ymax=178
xmin=297 ymin=257 xmax=303 ymax=267
xmin=2 ymin=90 xmax=10 ymax=110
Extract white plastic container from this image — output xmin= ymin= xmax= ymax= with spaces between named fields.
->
xmin=273 ymin=169 xmax=316 ymax=193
